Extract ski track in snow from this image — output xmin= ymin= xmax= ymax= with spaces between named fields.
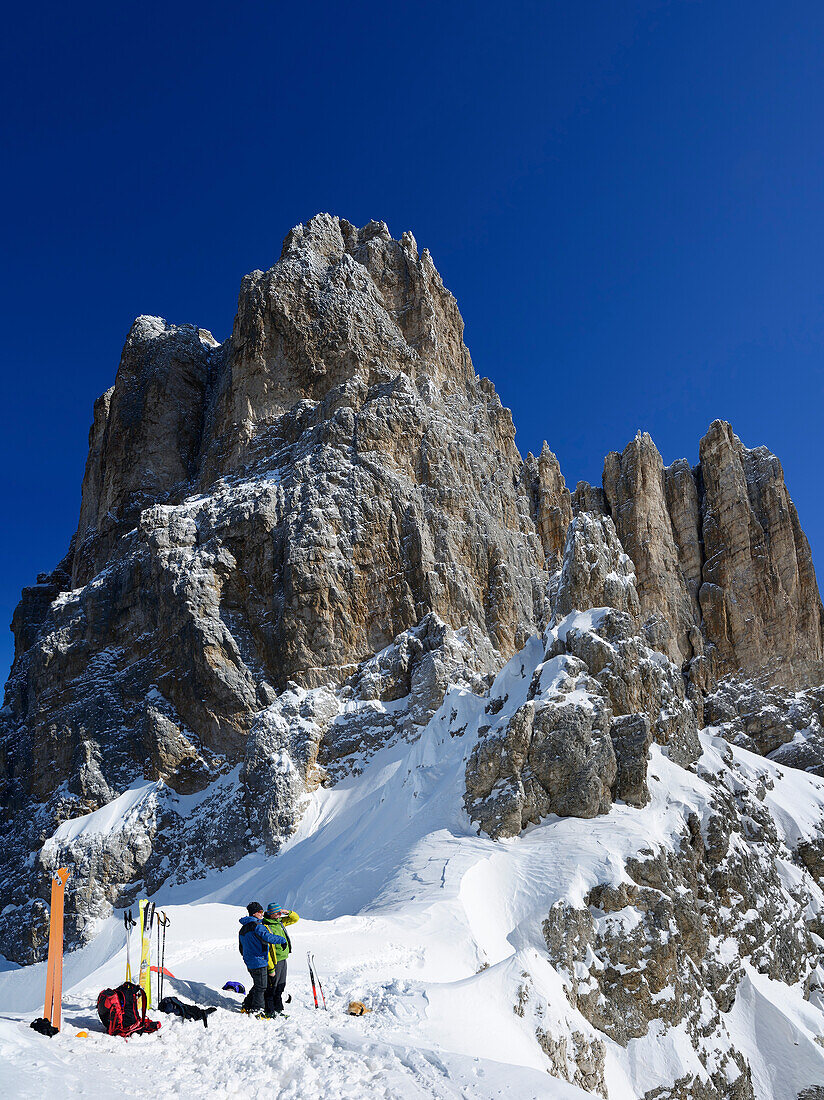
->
xmin=4 ymin=633 xmax=824 ymax=1097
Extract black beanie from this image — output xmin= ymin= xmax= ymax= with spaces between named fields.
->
xmin=247 ymin=901 xmax=263 ymax=915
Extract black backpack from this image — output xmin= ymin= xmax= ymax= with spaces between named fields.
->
xmin=97 ymin=981 xmax=161 ymax=1037
xmin=158 ymin=995 xmax=217 ymax=1027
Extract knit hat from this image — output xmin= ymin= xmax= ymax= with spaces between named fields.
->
xmin=246 ymin=901 xmax=264 ymax=915
xmin=264 ymin=902 xmax=282 ymax=917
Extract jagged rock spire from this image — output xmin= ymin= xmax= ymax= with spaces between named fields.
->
xmin=599 ymin=420 xmax=824 ymax=687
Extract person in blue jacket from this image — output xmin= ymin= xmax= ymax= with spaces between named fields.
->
xmin=238 ymin=901 xmax=286 ymax=1014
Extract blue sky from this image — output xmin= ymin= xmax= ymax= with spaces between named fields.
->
xmin=2 ymin=1 xmax=823 ymax=680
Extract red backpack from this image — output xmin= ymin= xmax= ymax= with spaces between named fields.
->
xmin=97 ymin=981 xmax=161 ymax=1037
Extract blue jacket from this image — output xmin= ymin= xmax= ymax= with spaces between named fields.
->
xmin=238 ymin=915 xmax=285 ymax=969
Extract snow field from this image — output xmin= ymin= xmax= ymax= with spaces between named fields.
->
xmin=4 ymin=621 xmax=824 ymax=1097
xmin=0 ymin=906 xmax=584 ymax=1099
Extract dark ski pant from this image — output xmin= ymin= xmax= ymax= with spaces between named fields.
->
xmin=242 ymin=966 xmax=268 ymax=1012
xmin=265 ymin=959 xmax=288 ymax=1014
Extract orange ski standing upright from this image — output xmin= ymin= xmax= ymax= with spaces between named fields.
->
xmin=43 ymin=868 xmax=70 ymax=1030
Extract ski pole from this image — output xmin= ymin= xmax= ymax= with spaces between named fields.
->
xmin=310 ymin=952 xmax=327 ymax=1010
xmin=157 ymin=912 xmax=170 ymax=1001
xmin=307 ymin=951 xmax=319 ymax=1009
xmin=124 ymin=910 xmax=136 ymax=982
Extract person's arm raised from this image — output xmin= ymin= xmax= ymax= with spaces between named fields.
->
xmin=259 ymin=924 xmax=286 ymax=946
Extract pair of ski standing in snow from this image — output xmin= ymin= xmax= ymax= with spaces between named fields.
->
xmin=124 ymin=900 xmax=170 ymax=1007
xmin=238 ymin=900 xmax=302 ymax=1016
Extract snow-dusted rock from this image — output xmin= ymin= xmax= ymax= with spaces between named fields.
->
xmin=609 ymin=713 xmax=652 ymax=807
xmin=3 ymin=212 xmax=824 ymax=1036
xmin=550 ymin=609 xmax=700 ymax=769
xmin=2 ymin=217 xmax=565 ymax=962
xmin=72 ymin=317 xmax=218 ymax=588
xmin=553 ymin=513 xmax=641 ymax=622
xmin=464 ymin=653 xmax=617 ymax=838
xmin=542 ymin=732 xmax=824 ymax=1098
xmin=526 ymin=441 xmax=574 ymax=572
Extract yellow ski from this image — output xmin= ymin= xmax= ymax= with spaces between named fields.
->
xmin=138 ymin=899 xmax=154 ymax=1007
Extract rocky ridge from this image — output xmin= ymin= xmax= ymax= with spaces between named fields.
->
xmin=599 ymin=424 xmax=824 ymax=688
xmin=2 ymin=214 xmax=824 ymax=1098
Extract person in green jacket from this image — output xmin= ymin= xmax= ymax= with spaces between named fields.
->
xmin=262 ymin=902 xmax=299 ymax=1015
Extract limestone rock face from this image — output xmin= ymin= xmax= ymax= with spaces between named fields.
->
xmin=464 ymin=654 xmax=617 ymax=839
xmin=571 ymin=480 xmax=607 ymax=516
xmin=542 ymin=742 xmax=824 ymax=1100
xmin=553 ymin=513 xmax=640 ymax=622
xmin=1 ymin=216 xmax=567 ymax=963
xmin=609 ymin=713 xmax=652 ymax=807
xmin=72 ymin=317 xmax=218 ymax=588
xmin=464 ymin=523 xmax=700 ymax=838
xmin=4 ymin=212 xmax=824 ymax=981
xmin=595 ymin=421 xmax=824 ymax=691
xmin=193 ymin=213 xmax=548 ymax=684
xmin=603 ymin=432 xmax=698 ymax=665
xmin=662 ymin=457 xmax=703 ymax=626
xmin=698 ymin=419 xmax=824 ymax=687
xmin=203 ymin=217 xmax=477 ymax=477
xmin=525 ymin=443 xmax=573 ymax=571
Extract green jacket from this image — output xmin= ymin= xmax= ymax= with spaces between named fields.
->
xmin=263 ymin=911 xmax=299 ymax=969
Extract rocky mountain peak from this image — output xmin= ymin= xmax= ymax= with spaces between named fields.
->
xmin=205 ymin=212 xmax=474 ymax=480
xmin=599 ymin=417 xmax=824 ymax=689
xmin=3 ymin=216 xmax=824 ymax=1019
xmin=72 ymin=316 xmax=218 ymax=587
xmin=699 ymin=418 xmax=824 ymax=686
xmin=2 ymin=218 xmax=563 ymax=961
xmin=603 ymin=430 xmax=694 ymax=664
xmin=525 ymin=441 xmax=573 ymax=572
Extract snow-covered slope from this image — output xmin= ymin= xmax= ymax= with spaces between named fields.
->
xmin=4 ymin=625 xmax=824 ymax=1099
